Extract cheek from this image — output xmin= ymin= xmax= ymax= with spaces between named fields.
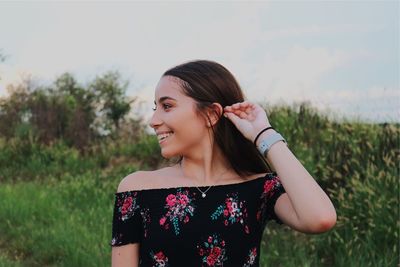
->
xmin=174 ymin=113 xmax=206 ymax=138
xmin=158 ymin=110 xmax=207 ymax=158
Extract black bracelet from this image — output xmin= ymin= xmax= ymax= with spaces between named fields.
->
xmin=253 ymin=126 xmax=275 ymax=146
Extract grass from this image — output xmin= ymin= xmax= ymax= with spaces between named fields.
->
xmin=0 ymin=102 xmax=398 ymax=266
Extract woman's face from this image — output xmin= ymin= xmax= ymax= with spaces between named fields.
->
xmin=149 ymin=76 xmax=210 ymax=158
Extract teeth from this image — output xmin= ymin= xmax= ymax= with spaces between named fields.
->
xmin=157 ymin=132 xmax=173 ymax=141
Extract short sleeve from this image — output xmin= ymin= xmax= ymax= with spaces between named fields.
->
xmin=110 ymin=191 xmax=143 ymax=246
xmin=263 ymin=172 xmax=286 ymax=225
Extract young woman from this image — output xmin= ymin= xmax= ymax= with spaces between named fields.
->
xmin=110 ymin=60 xmax=337 ymax=267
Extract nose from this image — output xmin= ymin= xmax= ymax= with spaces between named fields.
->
xmin=149 ymin=110 xmax=161 ymax=129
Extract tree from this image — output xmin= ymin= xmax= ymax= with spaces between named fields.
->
xmin=0 ymin=69 xmax=144 ymax=150
xmin=89 ymin=71 xmax=134 ymax=136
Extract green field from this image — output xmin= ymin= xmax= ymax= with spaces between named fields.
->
xmin=0 ymin=102 xmax=398 ymax=267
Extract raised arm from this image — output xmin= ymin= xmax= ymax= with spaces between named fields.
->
xmin=223 ymin=101 xmax=337 ymax=233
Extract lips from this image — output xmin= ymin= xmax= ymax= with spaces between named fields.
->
xmin=157 ymin=131 xmax=174 ymax=143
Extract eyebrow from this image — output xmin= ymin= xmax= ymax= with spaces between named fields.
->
xmin=153 ymin=96 xmax=177 ymax=105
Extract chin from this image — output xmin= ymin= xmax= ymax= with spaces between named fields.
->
xmin=161 ymin=150 xmax=178 ymax=159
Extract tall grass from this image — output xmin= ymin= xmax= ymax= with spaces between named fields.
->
xmin=0 ymin=102 xmax=398 ymax=266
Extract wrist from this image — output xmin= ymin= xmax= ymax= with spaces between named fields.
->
xmin=255 ymin=128 xmax=277 ymax=148
xmin=257 ymin=131 xmax=287 ymax=157
xmin=252 ymin=125 xmax=273 ymax=143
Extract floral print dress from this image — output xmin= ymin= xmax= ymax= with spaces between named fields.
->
xmin=110 ymin=172 xmax=286 ymax=267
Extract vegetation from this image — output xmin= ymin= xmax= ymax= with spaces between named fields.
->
xmin=0 ymin=72 xmax=398 ymax=266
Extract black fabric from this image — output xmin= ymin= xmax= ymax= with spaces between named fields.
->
xmin=110 ymin=172 xmax=286 ymax=267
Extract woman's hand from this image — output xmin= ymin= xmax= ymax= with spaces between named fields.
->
xmin=223 ymin=101 xmax=272 ymax=143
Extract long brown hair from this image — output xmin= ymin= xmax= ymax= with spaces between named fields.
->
xmin=163 ymin=60 xmax=272 ymax=178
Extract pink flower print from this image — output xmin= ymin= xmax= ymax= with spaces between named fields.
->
xmin=207 ymin=247 xmax=222 ymax=266
xmin=180 ymin=194 xmax=189 ymax=205
xmin=207 ymin=256 xmax=216 ymax=266
xmin=257 ymin=174 xmax=283 ymax=223
xmin=223 ymin=209 xmax=229 ymax=216
xmin=263 ymin=174 xmax=282 ymax=197
xmin=243 ymin=247 xmax=257 ymax=267
xmin=211 ymin=247 xmax=221 ymax=258
xmin=117 ymin=192 xmax=139 ymax=221
xmin=160 ymin=189 xmax=196 ymax=235
xmin=166 ymin=194 xmax=177 ymax=207
xmin=140 ymin=207 xmax=151 ymax=239
xmin=121 ymin=196 xmax=133 ymax=216
xmin=210 ymin=192 xmax=250 ymax=234
xmin=150 ymin=250 xmax=169 ymax=267
xmin=160 ymin=217 xmax=167 ymax=226
xmin=263 ymin=180 xmax=276 ymax=197
xmin=184 ymin=215 xmax=189 ymax=223
xmin=197 ymin=234 xmax=228 ymax=266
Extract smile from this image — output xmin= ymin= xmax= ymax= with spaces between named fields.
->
xmin=158 ymin=132 xmax=174 ymax=144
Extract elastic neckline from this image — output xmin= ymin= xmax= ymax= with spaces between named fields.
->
xmin=115 ymin=173 xmax=275 ymax=195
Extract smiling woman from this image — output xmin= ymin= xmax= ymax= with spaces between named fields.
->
xmin=150 ymin=61 xmax=271 ymax=176
xmin=110 ymin=60 xmax=336 ymax=267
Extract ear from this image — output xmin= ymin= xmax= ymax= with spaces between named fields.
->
xmin=205 ymin=103 xmax=224 ymax=127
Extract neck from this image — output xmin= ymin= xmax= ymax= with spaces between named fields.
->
xmin=175 ymin=137 xmax=237 ymax=186
xmin=178 ymin=158 xmax=234 ymax=186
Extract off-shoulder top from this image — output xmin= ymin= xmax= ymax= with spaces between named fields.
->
xmin=110 ymin=172 xmax=286 ymax=267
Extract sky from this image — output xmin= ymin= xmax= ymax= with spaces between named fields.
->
xmin=0 ymin=1 xmax=398 ymax=129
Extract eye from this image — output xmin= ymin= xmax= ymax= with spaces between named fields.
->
xmin=163 ymin=104 xmax=172 ymax=110
xmin=152 ymin=104 xmax=172 ymax=111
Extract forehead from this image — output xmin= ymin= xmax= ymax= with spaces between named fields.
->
xmin=154 ymin=76 xmax=184 ymax=102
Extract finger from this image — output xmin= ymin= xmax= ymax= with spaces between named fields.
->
xmin=242 ymin=101 xmax=254 ymax=107
xmin=224 ymin=106 xmax=232 ymax=111
xmin=231 ymin=103 xmax=240 ymax=109
xmin=239 ymin=111 xmax=248 ymax=118
xmin=224 ymin=111 xmax=242 ymax=126
xmin=239 ymin=101 xmax=253 ymax=109
xmin=227 ymin=110 xmax=246 ymax=119
xmin=231 ymin=103 xmax=246 ymax=110
xmin=233 ymin=109 xmax=244 ymax=116
xmin=245 ymin=106 xmax=253 ymax=112
xmin=230 ymin=106 xmax=242 ymax=112
xmin=223 ymin=111 xmax=233 ymax=119
xmin=225 ymin=102 xmax=253 ymax=112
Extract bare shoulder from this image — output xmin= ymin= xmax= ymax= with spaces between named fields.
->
xmin=117 ymin=170 xmax=152 ymax=193
xmin=116 ymin=168 xmax=274 ymax=193
xmin=116 ymin=168 xmax=170 ymax=192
